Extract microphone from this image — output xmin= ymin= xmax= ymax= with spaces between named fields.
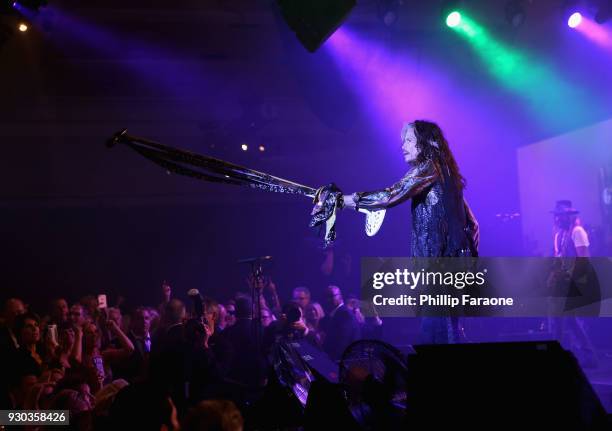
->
xmin=237 ymin=255 xmax=273 ymax=264
xmin=106 ymin=129 xmax=128 ymax=148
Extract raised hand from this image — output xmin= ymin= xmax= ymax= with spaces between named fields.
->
xmin=162 ymin=280 xmax=172 ymax=302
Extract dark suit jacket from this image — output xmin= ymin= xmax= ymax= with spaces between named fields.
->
xmin=0 ymin=326 xmax=18 ymax=357
xmin=320 ymin=304 xmax=361 ymax=361
xmin=219 ymin=319 xmax=266 ymax=389
xmin=112 ymin=331 xmax=150 ymax=383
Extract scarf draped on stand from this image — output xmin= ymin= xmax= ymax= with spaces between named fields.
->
xmin=107 ymin=130 xmax=343 ymax=246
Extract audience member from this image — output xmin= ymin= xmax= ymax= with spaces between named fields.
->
xmin=304 ymin=302 xmax=325 ymax=346
xmin=320 ymin=285 xmax=361 ymax=360
xmin=150 ymin=299 xmax=187 ymax=410
xmin=80 ymin=296 xmax=100 ymax=326
xmin=216 ymin=303 xmax=228 ymax=332
xmin=49 ymin=387 xmax=94 ymax=430
xmin=13 ymin=312 xmax=44 ymax=374
xmin=0 ymin=272 xmax=379 ymax=430
xmin=220 ymin=296 xmax=266 ymax=390
xmin=260 ymin=307 xmax=274 ymax=328
xmin=224 ymin=301 xmax=237 ymax=329
xmin=108 ymin=382 xmax=180 ymax=431
xmin=52 ymin=326 xmax=81 ymax=370
xmin=182 ymin=399 xmax=243 ymax=431
xmin=264 ymin=301 xmax=320 ymax=353
xmin=82 ymin=319 xmax=134 ymax=393
xmin=183 ymin=317 xmax=221 ymax=402
xmin=113 ymin=307 xmax=152 ymax=382
xmin=292 ymin=286 xmax=311 ymax=310
xmin=70 ymin=304 xmax=87 ymax=328
xmin=158 ymin=280 xmax=173 ymax=319
xmin=49 ymin=298 xmax=70 ymax=326
xmin=0 ymin=297 xmax=26 ymax=355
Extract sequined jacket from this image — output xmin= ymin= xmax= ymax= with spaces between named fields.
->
xmin=354 ymin=160 xmax=479 ymax=257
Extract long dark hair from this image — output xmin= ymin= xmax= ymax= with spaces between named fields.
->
xmin=410 ymin=120 xmax=465 ymax=191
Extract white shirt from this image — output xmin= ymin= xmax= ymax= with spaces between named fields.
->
xmin=571 ymin=225 xmax=590 ymax=248
xmin=554 ymin=225 xmax=590 ymax=256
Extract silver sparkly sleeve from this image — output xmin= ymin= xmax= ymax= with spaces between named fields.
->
xmin=354 ymin=161 xmax=437 ymax=210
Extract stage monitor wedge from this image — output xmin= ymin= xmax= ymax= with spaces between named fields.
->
xmin=276 ymin=0 xmax=356 ymax=52
xmin=406 ymin=341 xmax=609 ymax=429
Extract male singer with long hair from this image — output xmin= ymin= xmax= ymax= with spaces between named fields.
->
xmin=343 ymin=120 xmax=479 ymax=343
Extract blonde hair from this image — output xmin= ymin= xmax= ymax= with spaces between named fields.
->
xmin=305 ymin=302 xmax=325 ymax=328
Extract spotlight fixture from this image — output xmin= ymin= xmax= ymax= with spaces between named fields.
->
xmin=446 ymin=11 xmax=462 ymax=27
xmin=2 ymin=0 xmax=48 ymax=40
xmin=241 ymin=143 xmax=248 ymax=151
xmin=8 ymin=0 xmax=47 ymax=14
xmin=258 ymin=145 xmax=265 ymax=152
xmin=14 ymin=0 xmax=47 ymax=8
xmin=561 ymin=1 xmax=583 ymax=28
xmin=441 ymin=1 xmax=464 ymax=28
xmin=505 ymin=0 xmax=526 ymax=28
xmin=568 ymin=11 xmax=582 ymax=27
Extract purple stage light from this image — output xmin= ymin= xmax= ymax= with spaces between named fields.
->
xmin=568 ymin=12 xmax=582 ymax=28
xmin=571 ymin=16 xmax=612 ymax=48
xmin=11 ymin=1 xmax=34 ymax=19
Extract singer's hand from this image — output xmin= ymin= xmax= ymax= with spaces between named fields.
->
xmin=343 ymin=194 xmax=357 ymax=210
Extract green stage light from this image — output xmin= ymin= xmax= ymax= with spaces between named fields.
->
xmin=446 ymin=11 xmax=462 ymax=28
xmin=450 ymin=13 xmax=598 ymax=130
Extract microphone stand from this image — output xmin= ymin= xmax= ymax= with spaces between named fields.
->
xmin=249 ymin=259 xmax=264 ymax=362
xmin=239 ymin=255 xmax=272 ymax=387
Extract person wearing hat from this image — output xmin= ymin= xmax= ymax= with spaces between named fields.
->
xmin=549 ymin=200 xmax=599 ymax=367
xmin=551 ymin=200 xmax=590 ymax=258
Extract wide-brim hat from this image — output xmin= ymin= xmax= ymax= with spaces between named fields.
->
xmin=550 ymin=200 xmax=579 ymax=215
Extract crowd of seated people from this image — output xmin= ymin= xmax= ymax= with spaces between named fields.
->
xmin=0 ymin=279 xmax=382 ymax=430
